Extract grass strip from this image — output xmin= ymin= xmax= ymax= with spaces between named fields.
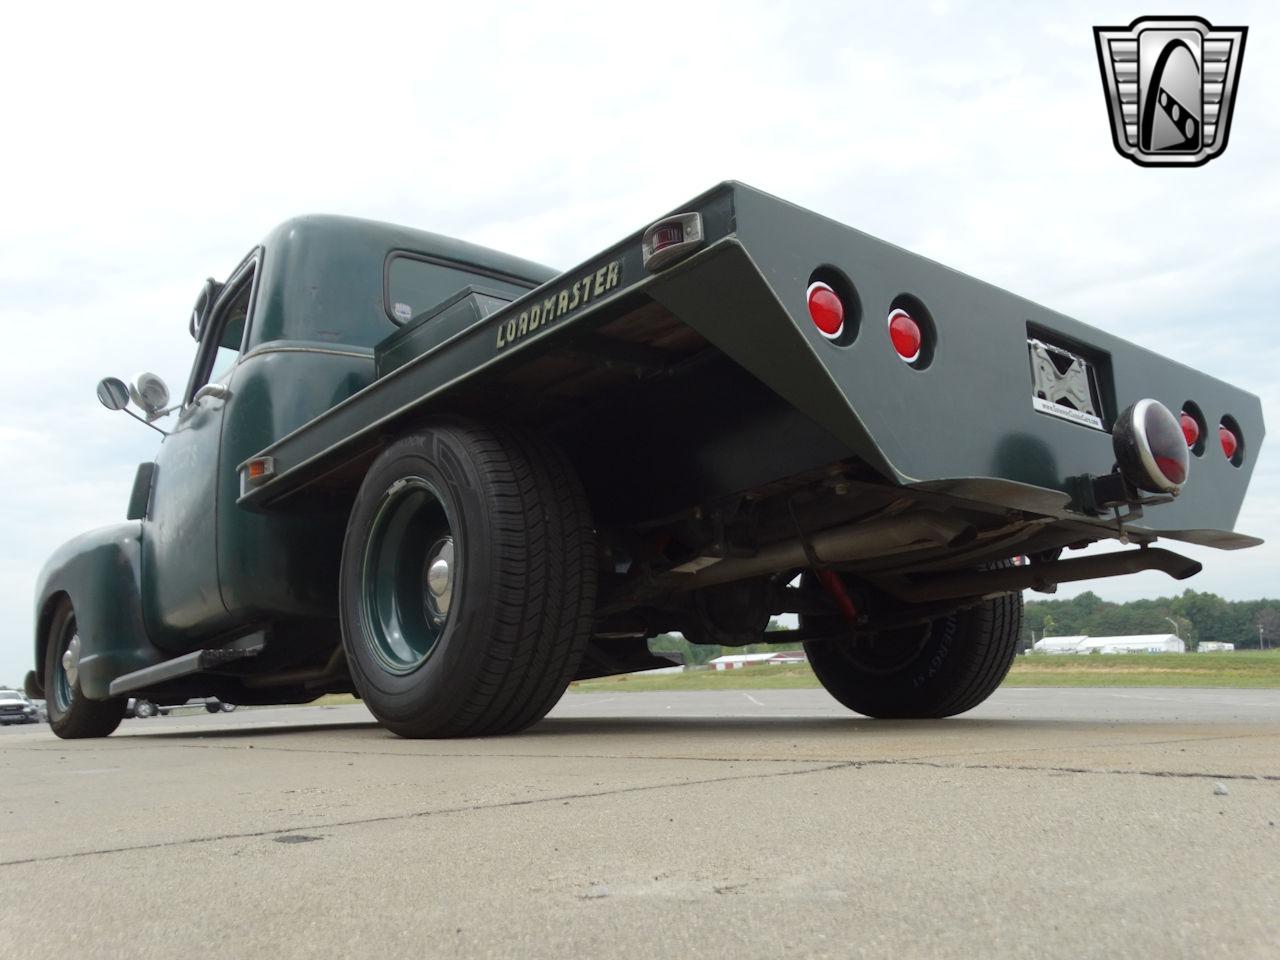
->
xmin=567 ymin=651 xmax=1280 ymax=693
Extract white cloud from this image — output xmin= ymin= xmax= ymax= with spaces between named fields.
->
xmin=1 ymin=0 xmax=1276 ymax=681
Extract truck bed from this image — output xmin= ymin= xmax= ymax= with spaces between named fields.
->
xmin=236 ymin=182 xmax=1262 ymax=548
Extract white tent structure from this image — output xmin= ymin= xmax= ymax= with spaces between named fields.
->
xmin=1078 ymin=634 xmax=1183 ymax=654
xmin=1033 ymin=635 xmax=1090 ymax=654
xmin=708 ymin=652 xmax=808 ymax=670
xmin=1033 ymin=634 xmax=1184 ymax=655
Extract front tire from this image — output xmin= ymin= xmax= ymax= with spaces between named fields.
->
xmin=339 ymin=420 xmax=596 ymax=738
xmin=44 ymin=600 xmax=126 ymax=739
xmin=802 ymin=584 xmax=1021 ymax=719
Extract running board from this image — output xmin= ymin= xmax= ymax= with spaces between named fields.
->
xmin=108 ymin=634 xmax=266 ymax=696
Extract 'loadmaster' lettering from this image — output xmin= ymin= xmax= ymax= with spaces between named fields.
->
xmin=495 ymin=258 xmax=622 ymax=349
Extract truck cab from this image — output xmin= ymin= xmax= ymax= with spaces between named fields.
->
xmin=34 ymin=216 xmax=553 ymax=723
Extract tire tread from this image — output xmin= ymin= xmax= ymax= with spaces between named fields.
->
xmin=342 ymin=419 xmax=595 ymax=738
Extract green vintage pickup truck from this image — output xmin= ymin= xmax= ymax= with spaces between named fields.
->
xmin=30 ymin=183 xmax=1263 ymax=739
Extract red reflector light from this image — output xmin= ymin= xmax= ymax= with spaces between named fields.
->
xmin=807 ymin=282 xmax=844 ymax=339
xmin=1179 ymin=411 xmax=1199 ymax=447
xmin=642 ymin=212 xmax=704 ymax=271
xmin=887 ymin=308 xmax=922 ymax=363
xmin=1219 ymin=424 xmax=1239 ymax=460
xmin=650 ymin=223 xmax=684 ymax=253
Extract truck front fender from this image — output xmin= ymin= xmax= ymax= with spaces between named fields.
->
xmin=33 ymin=523 xmax=166 ymax=700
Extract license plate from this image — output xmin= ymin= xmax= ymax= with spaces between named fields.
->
xmin=1028 ymin=338 xmax=1104 ymax=431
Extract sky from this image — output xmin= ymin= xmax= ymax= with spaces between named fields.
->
xmin=1 ymin=1 xmax=1276 ymax=684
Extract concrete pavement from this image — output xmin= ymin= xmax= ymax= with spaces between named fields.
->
xmin=2 ymin=687 xmax=1278 ymax=958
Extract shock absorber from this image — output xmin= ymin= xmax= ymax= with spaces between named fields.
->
xmin=815 ymin=568 xmax=857 ymax=624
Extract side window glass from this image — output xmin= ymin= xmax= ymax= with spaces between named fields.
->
xmin=187 ymin=267 xmax=254 ymax=402
xmin=211 ymin=308 xmax=247 ymax=383
xmin=385 ymin=254 xmax=533 ymax=324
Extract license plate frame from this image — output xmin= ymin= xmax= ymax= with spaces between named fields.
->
xmin=1028 ymin=338 xmax=1105 ymax=431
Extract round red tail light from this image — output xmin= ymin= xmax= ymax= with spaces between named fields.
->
xmin=1179 ymin=411 xmax=1199 ymax=447
xmin=807 ymin=282 xmax=844 ymax=339
xmin=1219 ymin=424 xmax=1239 ymax=461
xmin=1113 ymin=399 xmax=1189 ymax=493
xmin=887 ymin=308 xmax=922 ymax=363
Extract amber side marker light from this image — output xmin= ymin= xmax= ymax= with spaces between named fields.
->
xmin=239 ymin=456 xmax=276 ymax=496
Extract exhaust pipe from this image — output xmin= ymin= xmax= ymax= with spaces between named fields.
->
xmin=669 ymin=510 xmax=974 ymax=592
xmin=887 ymin=547 xmax=1201 ymax=603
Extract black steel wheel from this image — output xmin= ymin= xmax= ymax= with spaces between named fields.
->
xmin=339 ymin=419 xmax=596 ymax=738
xmin=44 ymin=599 xmax=126 ymax=739
xmin=802 ymin=577 xmax=1022 ymax=719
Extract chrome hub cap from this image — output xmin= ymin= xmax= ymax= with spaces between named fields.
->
xmin=62 ymin=635 xmax=81 ymax=689
xmin=425 ymin=538 xmax=454 ymax=620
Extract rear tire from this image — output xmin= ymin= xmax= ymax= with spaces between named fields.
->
xmin=339 ymin=419 xmax=596 ymax=738
xmin=802 ymin=583 xmax=1021 ymax=719
xmin=44 ymin=600 xmax=126 ymax=739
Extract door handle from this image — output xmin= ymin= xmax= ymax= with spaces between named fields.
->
xmin=193 ymin=383 xmax=231 ymax=403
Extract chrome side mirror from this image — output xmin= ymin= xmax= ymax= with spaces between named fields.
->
xmin=95 ymin=374 xmax=172 ymax=436
xmin=190 ymin=277 xmax=223 ymax=341
xmin=96 ymin=377 xmax=130 ymax=411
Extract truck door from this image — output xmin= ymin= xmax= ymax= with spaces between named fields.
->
xmin=141 ymin=257 xmax=258 ymax=647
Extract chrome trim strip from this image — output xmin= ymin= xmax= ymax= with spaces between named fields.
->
xmin=241 ymin=345 xmax=374 ymax=363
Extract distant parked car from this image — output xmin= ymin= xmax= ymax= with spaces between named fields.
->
xmin=0 ymin=689 xmax=42 ymax=725
xmin=126 ymin=697 xmax=236 ymax=719
xmin=125 ymin=698 xmax=158 ymax=719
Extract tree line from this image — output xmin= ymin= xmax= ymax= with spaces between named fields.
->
xmin=649 ymin=620 xmax=799 ymax=666
xmin=1024 ymin=589 xmax=1280 ymax=652
xmin=646 ymin=591 xmax=1280 ymax=662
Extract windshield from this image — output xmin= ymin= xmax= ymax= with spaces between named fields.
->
xmin=385 ymin=255 xmax=534 ymax=325
xmin=0 ymin=690 xmax=24 ymax=700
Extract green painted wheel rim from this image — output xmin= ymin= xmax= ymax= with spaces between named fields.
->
xmin=361 ymin=477 xmax=457 ymax=675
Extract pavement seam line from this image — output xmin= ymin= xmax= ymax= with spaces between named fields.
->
xmin=0 ymin=760 xmax=856 ymax=868
xmin=10 ymin=739 xmax=1277 ymax=781
xmin=6 ymin=754 xmax=1274 ymax=870
xmin=855 ymin=759 xmax=1280 ymax=782
xmin=16 ymin=723 xmax=1275 ymax=764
